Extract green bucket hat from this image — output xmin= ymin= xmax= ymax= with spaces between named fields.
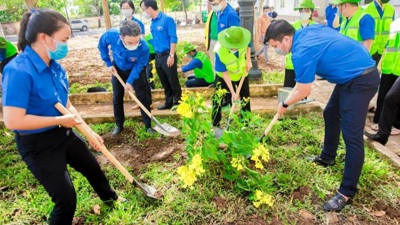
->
xmin=294 ymin=0 xmax=319 ymax=10
xmin=218 ymin=26 xmax=251 ymax=49
xmin=0 ymin=37 xmax=6 ymax=49
xmin=332 ymin=0 xmax=361 ymax=4
xmin=182 ymin=42 xmax=198 ymax=54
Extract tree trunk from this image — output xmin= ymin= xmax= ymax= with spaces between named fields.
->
xmin=24 ymin=0 xmax=37 ymax=9
xmin=160 ymin=0 xmax=165 ymax=12
xmin=102 ymin=0 xmax=112 ymax=29
xmin=182 ymin=2 xmax=187 ymax=22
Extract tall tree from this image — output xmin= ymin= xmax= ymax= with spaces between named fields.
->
xmin=101 ymin=0 xmax=111 ymax=29
xmin=24 ymin=0 xmax=38 ymax=9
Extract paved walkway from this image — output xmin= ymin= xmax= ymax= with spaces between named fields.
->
xmin=310 ymin=79 xmax=400 ymax=167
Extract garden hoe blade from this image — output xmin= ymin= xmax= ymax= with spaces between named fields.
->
xmin=54 ymin=103 xmax=162 ymax=200
xmin=259 ymin=113 xmax=279 ymax=143
xmin=112 ymin=71 xmax=180 ymax=137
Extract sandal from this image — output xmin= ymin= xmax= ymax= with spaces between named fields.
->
xmin=322 ymin=193 xmax=351 ymax=212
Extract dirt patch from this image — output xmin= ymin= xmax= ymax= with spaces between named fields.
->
xmin=95 ymin=128 xmax=184 ymax=172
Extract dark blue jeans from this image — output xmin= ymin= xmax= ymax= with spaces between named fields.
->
xmin=15 ymin=127 xmax=117 ymax=225
xmin=321 ymin=68 xmax=380 ymax=197
xmin=112 ymin=64 xmax=152 ymax=128
xmin=185 ymin=74 xmax=213 ymax=87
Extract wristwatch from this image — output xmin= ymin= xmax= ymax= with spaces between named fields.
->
xmin=169 ymin=54 xmax=174 ymax=58
xmin=282 ymin=101 xmax=289 ymax=108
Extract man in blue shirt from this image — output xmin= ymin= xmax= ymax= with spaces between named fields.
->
xmin=325 ymin=1 xmax=340 ymax=31
xmin=141 ymin=0 xmax=181 ymax=110
xmin=265 ymin=20 xmax=380 ymax=212
xmin=98 ymin=20 xmax=154 ymax=135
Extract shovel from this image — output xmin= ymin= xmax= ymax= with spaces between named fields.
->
xmin=214 ymin=72 xmax=247 ymax=139
xmin=112 ymin=72 xmax=180 ymax=137
xmin=259 ymin=113 xmax=280 ymax=143
xmin=54 ymin=103 xmax=161 ymax=199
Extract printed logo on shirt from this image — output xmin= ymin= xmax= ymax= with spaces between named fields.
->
xmin=157 ymin=26 xmax=163 ymax=31
xmin=130 ymin=57 xmax=137 ymax=62
xmin=220 ymin=24 xmax=225 ymax=29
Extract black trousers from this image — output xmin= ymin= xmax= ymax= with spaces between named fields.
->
xmin=378 ymin=77 xmax=400 ymax=136
xmin=372 ymin=53 xmax=382 ymax=66
xmin=321 ymin=69 xmax=380 ymax=197
xmin=15 ymin=127 xmax=117 ymax=225
xmin=112 ymin=64 xmax=152 ymax=129
xmin=212 ymin=75 xmax=251 ymax=127
xmin=373 ymin=74 xmax=399 ymax=124
xmin=155 ymin=53 xmax=182 ymax=106
xmin=284 ymin=69 xmax=296 ymax=88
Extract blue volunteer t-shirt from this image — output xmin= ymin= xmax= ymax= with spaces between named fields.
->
xmin=292 ymin=24 xmax=375 ymax=84
xmin=150 ymin=12 xmax=178 ymax=53
xmin=343 ymin=14 xmax=375 ymax=41
xmin=2 ymin=46 xmax=69 ymax=134
xmin=216 ymin=4 xmax=240 ymax=33
xmin=98 ymin=28 xmax=150 ymax=84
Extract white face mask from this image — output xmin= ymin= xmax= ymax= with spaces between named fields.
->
xmin=212 ymin=3 xmax=222 ymax=12
xmin=121 ymin=9 xmax=133 ymax=17
xmin=142 ymin=12 xmax=151 ymax=19
xmin=264 ymin=12 xmax=269 ymax=16
xmin=300 ymin=12 xmax=311 ymax=21
xmin=122 ymin=39 xmax=140 ymax=51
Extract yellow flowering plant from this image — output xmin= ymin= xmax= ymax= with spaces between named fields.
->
xmin=176 ymin=91 xmax=275 ymax=208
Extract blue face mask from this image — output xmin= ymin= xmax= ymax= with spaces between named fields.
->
xmin=46 ymin=38 xmax=69 ymax=60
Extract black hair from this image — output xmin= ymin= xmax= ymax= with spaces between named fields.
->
xmin=120 ymin=20 xmax=141 ymax=36
xmin=263 ymin=6 xmax=270 ymax=10
xmin=18 ymin=9 xmax=69 ymax=51
xmin=120 ymin=0 xmax=135 ymax=12
xmin=264 ymin=20 xmax=295 ymax=44
xmin=143 ymin=0 xmax=158 ymax=10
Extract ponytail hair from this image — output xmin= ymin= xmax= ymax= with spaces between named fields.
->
xmin=17 ymin=9 xmax=69 ymax=51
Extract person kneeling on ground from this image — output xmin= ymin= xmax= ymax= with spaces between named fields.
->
xmin=178 ymin=42 xmax=215 ymax=88
xmin=98 ymin=20 xmax=155 ymax=136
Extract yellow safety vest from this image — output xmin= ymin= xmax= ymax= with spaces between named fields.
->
xmin=214 ymin=42 xmax=247 ymax=81
xmin=365 ymin=3 xmax=394 ymax=55
xmin=381 ymin=31 xmax=400 ymax=76
xmin=285 ymin=20 xmax=315 ymax=70
xmin=340 ymin=8 xmax=367 ymax=42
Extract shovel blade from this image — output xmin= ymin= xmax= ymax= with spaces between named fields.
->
xmin=214 ymin=127 xmax=224 ymax=139
xmin=153 ymin=123 xmax=180 ymax=137
xmin=132 ymin=179 xmax=162 ymax=199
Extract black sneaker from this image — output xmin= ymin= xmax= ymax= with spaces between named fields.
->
xmin=322 ymin=193 xmax=351 ymax=212
xmin=306 ymin=155 xmax=335 ymax=167
xmin=111 ymin=126 xmax=123 ymax=136
xmin=147 ymin=127 xmax=156 ymax=135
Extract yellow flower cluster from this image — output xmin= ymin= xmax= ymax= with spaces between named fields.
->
xmin=215 ymin=86 xmax=228 ymax=99
xmin=177 ymin=154 xmax=205 ymax=188
xmin=250 ymin=143 xmax=270 ymax=169
xmin=253 ymin=190 xmax=274 ymax=208
xmin=231 ymin=156 xmax=245 ymax=171
xmin=177 ymin=102 xmax=193 ymax=118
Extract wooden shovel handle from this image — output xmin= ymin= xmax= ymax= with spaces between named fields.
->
xmin=54 ymin=103 xmax=134 ymax=183
xmin=263 ymin=113 xmax=279 ymax=137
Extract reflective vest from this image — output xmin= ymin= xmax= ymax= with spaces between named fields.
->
xmin=214 ymin=42 xmax=247 ymax=81
xmin=144 ymin=34 xmax=155 ymax=54
xmin=365 ymin=3 xmax=394 ymax=55
xmin=340 ymin=8 xmax=367 ymax=42
xmin=285 ymin=20 xmax=315 ymax=70
xmin=381 ymin=31 xmax=400 ymax=76
xmin=193 ymin=51 xmax=215 ymax=83
xmin=205 ymin=12 xmax=217 ymax=51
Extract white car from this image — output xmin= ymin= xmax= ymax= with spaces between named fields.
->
xmin=70 ymin=19 xmax=89 ymax=31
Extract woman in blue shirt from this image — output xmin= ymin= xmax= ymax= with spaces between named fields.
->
xmin=2 ymin=9 xmax=120 ymax=224
xmin=120 ymin=0 xmax=145 ymax=37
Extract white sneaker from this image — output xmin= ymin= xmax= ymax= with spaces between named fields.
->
xmin=370 ymin=124 xmax=379 ymax=131
xmin=391 ymin=127 xmax=400 ymax=136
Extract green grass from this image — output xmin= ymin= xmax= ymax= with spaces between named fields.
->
xmin=0 ymin=113 xmax=399 ymax=224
